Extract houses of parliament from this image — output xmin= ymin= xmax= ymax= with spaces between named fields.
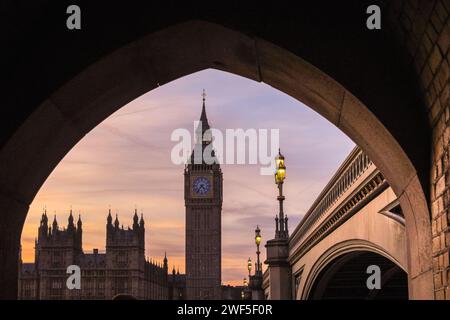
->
xmin=18 ymin=95 xmax=242 ymax=300
xmin=18 ymin=210 xmax=173 ymax=300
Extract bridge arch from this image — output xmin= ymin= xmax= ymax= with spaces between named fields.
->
xmin=302 ymin=239 xmax=407 ymax=299
xmin=0 ymin=20 xmax=432 ymax=298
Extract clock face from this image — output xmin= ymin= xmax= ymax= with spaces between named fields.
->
xmin=193 ymin=177 xmax=211 ymax=195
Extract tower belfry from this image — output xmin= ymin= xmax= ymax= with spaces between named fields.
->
xmin=185 ymin=91 xmax=223 ymax=300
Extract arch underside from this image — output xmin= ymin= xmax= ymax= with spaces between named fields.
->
xmin=308 ymin=250 xmax=408 ymax=300
xmin=301 ymin=239 xmax=408 ymax=299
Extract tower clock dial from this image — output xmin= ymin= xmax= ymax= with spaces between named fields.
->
xmin=193 ymin=176 xmax=211 ymax=195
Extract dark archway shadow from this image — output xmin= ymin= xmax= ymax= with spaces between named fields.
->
xmin=0 ymin=20 xmax=433 ymax=299
xmin=112 ymin=293 xmax=138 ymax=300
xmin=308 ymin=251 xmax=408 ymax=300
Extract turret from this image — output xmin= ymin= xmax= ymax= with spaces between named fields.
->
xmin=139 ymin=213 xmax=145 ymax=228
xmin=136 ymin=212 xmax=145 ymax=249
xmin=163 ymin=252 xmax=168 ymax=271
xmin=38 ymin=209 xmax=49 ymax=239
xmin=76 ymin=214 xmax=83 ymax=250
xmin=114 ymin=214 xmax=119 ymax=229
xmin=67 ymin=209 xmax=75 ymax=232
xmin=77 ymin=214 xmax=82 ymax=230
xmin=133 ymin=209 xmax=139 ymax=230
xmin=107 ymin=208 xmax=112 ymax=225
xmin=52 ymin=215 xmax=58 ymax=234
xmin=41 ymin=209 xmax=48 ymax=226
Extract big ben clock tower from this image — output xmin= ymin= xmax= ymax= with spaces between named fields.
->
xmin=185 ymin=91 xmax=223 ymax=300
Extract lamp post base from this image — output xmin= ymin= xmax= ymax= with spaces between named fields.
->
xmin=265 ymin=238 xmax=292 ymax=300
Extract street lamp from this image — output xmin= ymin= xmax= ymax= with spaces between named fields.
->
xmin=275 ymin=150 xmax=286 ymax=184
xmin=255 ymin=225 xmax=262 ymax=274
xmin=247 ymin=257 xmax=252 ymax=277
xmin=275 ymin=149 xmax=288 ymax=239
xmin=242 ymin=277 xmax=249 ymax=300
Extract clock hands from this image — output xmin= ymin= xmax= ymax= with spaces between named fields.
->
xmin=194 ymin=178 xmax=210 ymax=195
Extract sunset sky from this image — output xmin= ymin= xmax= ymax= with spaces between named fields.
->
xmin=22 ymin=69 xmax=355 ymax=285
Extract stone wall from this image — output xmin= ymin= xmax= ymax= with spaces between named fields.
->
xmin=388 ymin=0 xmax=450 ymax=299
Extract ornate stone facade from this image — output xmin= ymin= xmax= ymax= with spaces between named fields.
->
xmin=18 ymin=210 xmax=168 ymax=300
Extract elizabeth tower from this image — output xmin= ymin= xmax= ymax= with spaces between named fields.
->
xmin=184 ymin=92 xmax=223 ymax=300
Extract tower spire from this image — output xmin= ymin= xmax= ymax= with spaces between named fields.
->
xmin=68 ymin=208 xmax=74 ymax=229
xmin=133 ymin=207 xmax=139 ymax=230
xmin=163 ymin=251 xmax=168 ymax=268
xmin=139 ymin=212 xmax=144 ymax=228
xmin=77 ymin=214 xmax=82 ymax=228
xmin=41 ymin=207 xmax=48 ymax=225
xmin=114 ymin=214 xmax=119 ymax=229
xmin=199 ymin=89 xmax=210 ymax=133
xmin=52 ymin=215 xmax=58 ymax=231
xmin=107 ymin=207 xmax=112 ymax=225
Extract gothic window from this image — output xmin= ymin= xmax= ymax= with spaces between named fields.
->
xmin=51 ymin=279 xmax=61 ymax=289
xmin=51 ymin=279 xmax=63 ymax=296
xmin=51 ymin=251 xmax=63 ymax=267
xmin=115 ymin=251 xmax=127 ymax=267
xmin=97 ymin=280 xmax=105 ymax=290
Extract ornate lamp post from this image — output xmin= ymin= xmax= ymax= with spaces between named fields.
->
xmin=247 ymin=225 xmax=265 ymax=300
xmin=274 ymin=149 xmax=288 ymax=239
xmin=242 ymin=277 xmax=250 ymax=300
xmin=247 ymin=257 xmax=252 ymax=278
xmin=264 ymin=149 xmax=292 ymax=299
xmin=255 ymin=225 xmax=262 ymax=275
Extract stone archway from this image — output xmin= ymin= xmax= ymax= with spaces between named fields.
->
xmin=0 ymin=20 xmax=433 ymax=299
